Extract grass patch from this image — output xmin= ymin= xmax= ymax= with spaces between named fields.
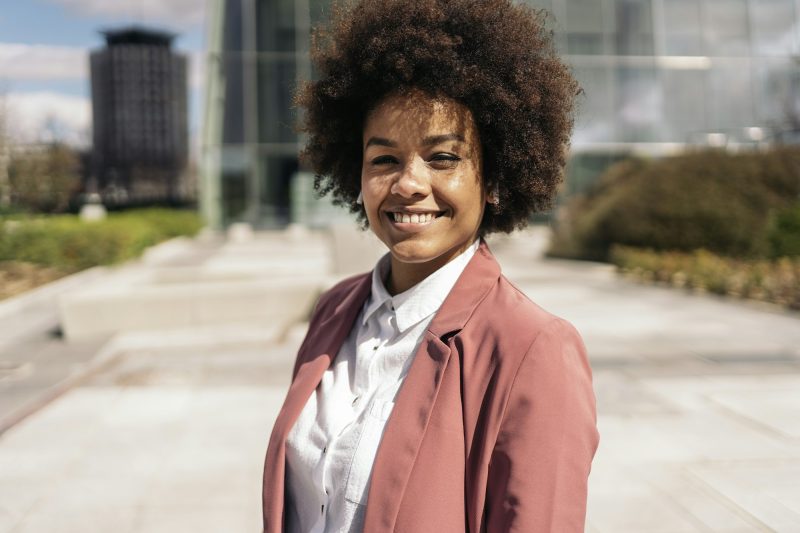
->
xmin=0 ymin=208 xmax=203 ymax=273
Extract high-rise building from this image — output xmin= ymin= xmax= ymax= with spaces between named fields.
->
xmin=91 ymin=26 xmax=189 ymax=206
xmin=203 ymin=0 xmax=800 ymax=229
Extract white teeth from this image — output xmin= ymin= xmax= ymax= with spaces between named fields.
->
xmin=391 ymin=212 xmax=437 ymax=224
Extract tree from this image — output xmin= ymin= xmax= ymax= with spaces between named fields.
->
xmin=8 ymin=144 xmax=81 ymax=213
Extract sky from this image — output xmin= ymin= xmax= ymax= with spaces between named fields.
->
xmin=0 ymin=0 xmax=208 ymax=150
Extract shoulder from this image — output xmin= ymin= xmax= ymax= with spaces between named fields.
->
xmin=291 ymin=271 xmax=371 ymax=379
xmin=459 ymin=273 xmax=587 ymax=380
xmin=310 ymin=271 xmax=371 ymax=323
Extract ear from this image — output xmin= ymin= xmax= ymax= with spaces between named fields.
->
xmin=486 ymin=182 xmax=500 ymax=205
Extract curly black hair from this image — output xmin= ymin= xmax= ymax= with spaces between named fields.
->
xmin=297 ymin=0 xmax=577 ymax=234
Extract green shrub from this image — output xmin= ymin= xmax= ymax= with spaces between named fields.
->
xmin=768 ymin=202 xmax=800 ymax=258
xmin=114 ymin=208 xmax=204 ymax=240
xmin=0 ymin=209 xmax=203 ymax=271
xmin=551 ymin=147 xmax=800 ymax=261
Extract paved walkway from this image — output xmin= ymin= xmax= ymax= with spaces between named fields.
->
xmin=0 ymin=228 xmax=798 ymax=532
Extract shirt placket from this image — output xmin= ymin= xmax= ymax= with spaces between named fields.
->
xmin=315 ymin=309 xmax=385 ymax=530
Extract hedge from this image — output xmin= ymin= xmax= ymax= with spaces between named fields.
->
xmin=768 ymin=203 xmax=800 ymax=259
xmin=610 ymin=245 xmax=800 ymax=310
xmin=550 ymin=147 xmax=800 ymax=261
xmin=0 ymin=208 xmax=203 ymax=271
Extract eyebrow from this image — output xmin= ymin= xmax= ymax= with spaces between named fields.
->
xmin=422 ymin=133 xmax=465 ymax=146
xmin=364 ymin=132 xmax=466 ymax=149
xmin=365 ymin=137 xmax=397 ymax=148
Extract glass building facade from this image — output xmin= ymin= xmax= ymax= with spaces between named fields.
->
xmin=202 ymin=0 xmax=328 ymax=229
xmin=530 ymin=0 xmax=800 ymax=194
xmin=202 ymin=0 xmax=800 ymax=229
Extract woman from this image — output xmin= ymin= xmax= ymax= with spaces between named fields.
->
xmin=263 ymin=0 xmax=599 ymax=531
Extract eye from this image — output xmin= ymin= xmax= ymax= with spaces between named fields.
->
xmin=429 ymin=153 xmax=461 ymax=169
xmin=370 ymin=155 xmax=399 ymax=166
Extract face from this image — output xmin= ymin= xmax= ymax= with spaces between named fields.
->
xmin=361 ymin=91 xmax=486 ymax=275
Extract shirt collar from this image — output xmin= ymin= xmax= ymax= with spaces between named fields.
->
xmin=362 ymin=239 xmax=480 ymax=333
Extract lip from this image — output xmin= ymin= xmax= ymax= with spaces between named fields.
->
xmin=385 ymin=207 xmax=444 ymax=215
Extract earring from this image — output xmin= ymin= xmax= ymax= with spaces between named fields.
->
xmin=356 ymin=191 xmax=363 ymax=205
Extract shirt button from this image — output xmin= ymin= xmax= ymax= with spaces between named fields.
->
xmin=322 ymin=445 xmax=327 ymax=454
xmin=372 ymin=345 xmax=378 ymax=350
xmin=352 ymin=396 xmax=360 ymax=406
xmin=321 ymin=504 xmax=325 ymax=514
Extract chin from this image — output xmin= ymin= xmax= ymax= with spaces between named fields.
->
xmin=387 ymin=240 xmax=441 ymax=264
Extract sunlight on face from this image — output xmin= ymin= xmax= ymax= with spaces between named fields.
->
xmin=361 ymin=90 xmax=487 ymax=287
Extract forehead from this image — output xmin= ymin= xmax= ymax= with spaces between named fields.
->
xmin=363 ymin=91 xmax=477 ymax=140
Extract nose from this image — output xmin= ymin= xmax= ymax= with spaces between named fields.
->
xmin=390 ymin=158 xmax=431 ymax=198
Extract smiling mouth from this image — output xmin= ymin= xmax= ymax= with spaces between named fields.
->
xmin=389 ymin=211 xmax=444 ymax=224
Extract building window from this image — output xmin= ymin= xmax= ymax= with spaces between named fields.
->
xmin=750 ymin=0 xmax=797 ymax=56
xmin=704 ymin=0 xmax=750 ymax=57
xmin=662 ymin=0 xmax=703 ymax=56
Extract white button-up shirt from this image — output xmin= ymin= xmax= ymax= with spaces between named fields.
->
xmin=284 ymin=240 xmax=479 ymax=533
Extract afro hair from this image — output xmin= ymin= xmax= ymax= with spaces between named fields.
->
xmin=297 ymin=0 xmax=578 ymax=234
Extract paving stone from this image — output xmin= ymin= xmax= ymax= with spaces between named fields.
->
xmin=1 ymin=228 xmax=799 ymax=532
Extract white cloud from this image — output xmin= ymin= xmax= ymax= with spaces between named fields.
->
xmin=3 ymin=92 xmax=91 ymax=147
xmin=0 ymin=43 xmax=88 ymax=82
xmin=47 ymin=0 xmax=207 ymax=29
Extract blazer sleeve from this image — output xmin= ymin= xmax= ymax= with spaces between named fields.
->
xmin=485 ymin=318 xmax=599 ymax=532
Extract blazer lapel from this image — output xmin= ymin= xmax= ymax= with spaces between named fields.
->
xmin=262 ymin=274 xmax=372 ymax=532
xmin=363 ymin=241 xmax=501 ymax=532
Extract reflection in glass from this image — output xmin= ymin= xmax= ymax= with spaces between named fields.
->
xmin=221 ymin=56 xmax=246 ymax=144
xmin=616 ymin=65 xmax=660 ymax=142
xmin=221 ymin=146 xmax=252 ymax=222
xmin=751 ymin=0 xmax=797 ymax=56
xmin=709 ymin=59 xmax=754 ymax=130
xmin=754 ymin=59 xmax=800 ymax=132
xmin=257 ymin=0 xmax=296 ymax=52
xmin=259 ymin=155 xmax=298 ymax=226
xmin=614 ymin=0 xmax=654 ymax=56
xmin=704 ymin=0 xmax=749 ymax=56
xmin=258 ymin=58 xmax=298 ymax=143
xmin=222 ymin=0 xmax=243 ymax=52
xmin=572 ymin=65 xmax=615 ymax=144
xmin=565 ymin=0 xmax=606 ymax=54
xmin=662 ymin=0 xmax=703 ymax=55
xmin=662 ymin=68 xmax=706 ymax=141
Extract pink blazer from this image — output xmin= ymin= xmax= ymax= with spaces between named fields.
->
xmin=262 ymin=241 xmax=599 ymax=532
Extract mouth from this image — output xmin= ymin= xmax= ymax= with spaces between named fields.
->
xmin=384 ymin=209 xmax=446 ymax=232
xmin=388 ymin=211 xmax=443 ymax=224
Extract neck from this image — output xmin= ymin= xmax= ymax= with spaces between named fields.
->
xmin=386 ymin=239 xmax=477 ymax=296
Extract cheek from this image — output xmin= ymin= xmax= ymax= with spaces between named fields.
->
xmin=361 ymin=177 xmax=386 ymax=224
xmin=442 ymin=171 xmax=483 ymax=214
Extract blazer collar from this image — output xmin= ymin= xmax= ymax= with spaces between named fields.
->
xmin=318 ymin=238 xmax=499 ymax=342
xmin=426 ymin=239 xmax=502 ymax=338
